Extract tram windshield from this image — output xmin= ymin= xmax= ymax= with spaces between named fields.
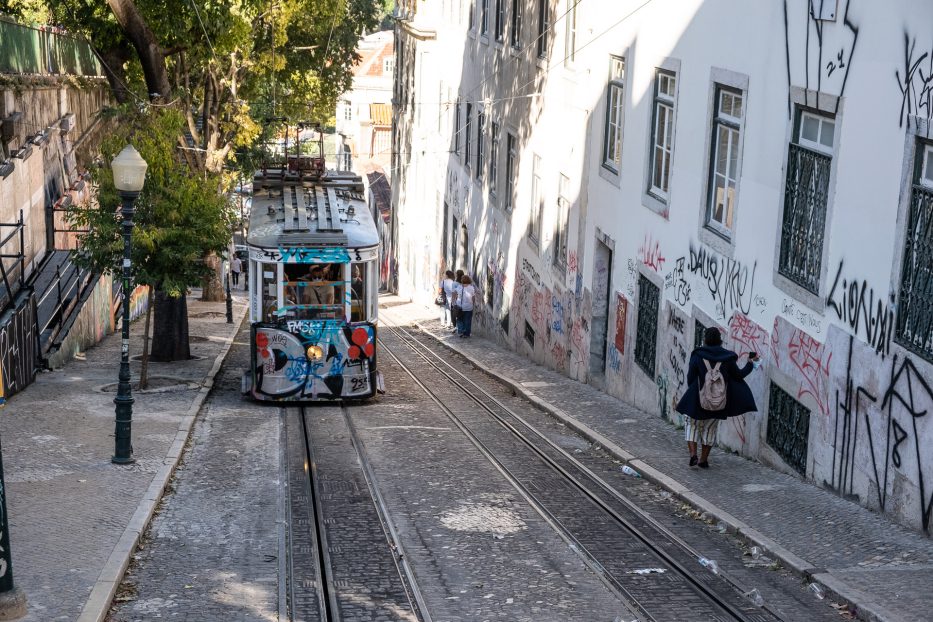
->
xmin=283 ymin=263 xmax=345 ymax=320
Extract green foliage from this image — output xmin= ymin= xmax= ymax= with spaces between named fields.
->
xmin=69 ymin=107 xmax=233 ymax=296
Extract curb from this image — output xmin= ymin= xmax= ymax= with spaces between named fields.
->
xmin=76 ymin=304 xmax=247 ymax=622
xmin=412 ymin=319 xmax=901 ymax=622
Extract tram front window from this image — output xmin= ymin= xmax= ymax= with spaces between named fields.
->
xmin=283 ymin=263 xmax=345 ymax=320
xmin=350 ymin=261 xmax=377 ymax=322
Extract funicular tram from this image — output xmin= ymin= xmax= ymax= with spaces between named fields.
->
xmin=243 ymin=124 xmax=381 ymax=401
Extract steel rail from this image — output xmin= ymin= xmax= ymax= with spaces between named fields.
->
xmin=383 ymin=322 xmax=772 ymax=622
xmin=338 ymin=404 xmax=432 ymax=622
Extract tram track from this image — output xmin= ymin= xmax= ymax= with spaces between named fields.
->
xmin=282 ymin=404 xmax=428 ymax=621
xmin=380 ymin=322 xmax=782 ymax=622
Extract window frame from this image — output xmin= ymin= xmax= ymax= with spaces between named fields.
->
xmin=495 ymin=0 xmax=505 ymax=42
xmin=529 ymin=154 xmax=543 ymax=244
xmin=797 ymin=111 xmax=836 ymax=155
xmin=454 ymin=97 xmax=462 ymax=156
xmin=920 ymin=143 xmax=933 ymax=189
xmin=648 ymin=69 xmax=677 ymax=202
xmin=554 ymin=174 xmax=570 ymax=268
xmin=510 ymin=0 xmax=522 ymax=49
xmin=464 ymin=101 xmax=473 ymax=169
xmin=481 ymin=0 xmax=489 ymax=35
xmin=489 ymin=121 xmax=500 ymax=200
xmin=565 ymin=0 xmax=577 ymax=66
xmin=602 ymin=56 xmax=626 ymax=174
xmin=705 ymin=84 xmax=745 ymax=238
xmin=475 ymin=109 xmax=485 ymax=181
xmin=505 ymin=131 xmax=517 ymax=212
xmin=536 ymin=0 xmax=549 ymax=59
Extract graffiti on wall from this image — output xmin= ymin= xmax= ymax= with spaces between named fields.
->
xmin=664 ymin=257 xmax=691 ymax=306
xmin=685 ymin=242 xmax=757 ymax=320
xmin=614 ymin=293 xmax=628 ymax=354
xmin=826 ymin=328 xmax=933 ymax=533
xmin=638 ymin=234 xmax=666 ymax=272
xmin=896 ymin=33 xmax=933 ymax=126
xmin=825 ymin=261 xmax=895 ymax=356
xmin=0 ymin=292 xmax=37 ymax=399
xmin=782 ymin=0 xmax=860 ymax=117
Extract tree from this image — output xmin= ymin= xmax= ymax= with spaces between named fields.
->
xmin=68 ymin=107 xmax=232 ymax=361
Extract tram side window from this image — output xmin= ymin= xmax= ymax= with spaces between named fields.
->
xmin=350 ymin=261 xmax=376 ymax=322
xmin=261 ymin=263 xmax=279 ymax=322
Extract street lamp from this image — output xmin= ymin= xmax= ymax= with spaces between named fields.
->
xmin=110 ymin=145 xmax=147 ymax=465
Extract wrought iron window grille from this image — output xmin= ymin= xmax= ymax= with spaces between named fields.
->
xmin=778 ymin=143 xmax=831 ymax=293
xmin=895 ymin=181 xmax=933 ymax=362
xmin=634 ymin=275 xmax=659 ymax=376
xmin=766 ymin=383 xmax=810 ymax=476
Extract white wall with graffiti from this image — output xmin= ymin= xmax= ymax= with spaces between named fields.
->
xmin=393 ymin=0 xmax=933 ymax=533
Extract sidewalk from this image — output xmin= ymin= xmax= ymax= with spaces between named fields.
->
xmin=0 ymin=289 xmax=246 ymax=622
xmin=382 ymin=298 xmax=933 ymax=622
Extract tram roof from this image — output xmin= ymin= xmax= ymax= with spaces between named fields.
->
xmin=246 ymin=170 xmax=379 ymax=252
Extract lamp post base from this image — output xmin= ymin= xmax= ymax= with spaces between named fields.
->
xmin=111 ymin=455 xmax=136 ymax=465
xmin=0 ymin=587 xmax=27 ymax=620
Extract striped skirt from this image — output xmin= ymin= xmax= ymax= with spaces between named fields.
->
xmin=684 ymin=417 xmax=719 ymax=446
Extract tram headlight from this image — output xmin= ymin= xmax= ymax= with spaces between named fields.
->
xmin=306 ymin=344 xmax=324 ymax=361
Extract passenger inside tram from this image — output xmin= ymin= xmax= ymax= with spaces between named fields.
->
xmin=281 ymin=263 xmax=345 ymax=320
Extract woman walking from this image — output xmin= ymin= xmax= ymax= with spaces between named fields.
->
xmin=675 ymin=327 xmax=759 ymax=468
xmin=439 ymin=270 xmax=456 ymax=328
xmin=455 ymin=275 xmax=476 ymax=338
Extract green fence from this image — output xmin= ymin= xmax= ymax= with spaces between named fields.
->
xmin=0 ymin=18 xmax=103 ymax=77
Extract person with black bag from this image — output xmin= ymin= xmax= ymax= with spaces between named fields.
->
xmin=675 ymin=326 xmax=760 ymax=469
xmin=437 ymin=270 xmax=456 ymax=327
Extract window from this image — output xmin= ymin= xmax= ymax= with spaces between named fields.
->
xmin=469 ymin=0 xmax=475 ymax=31
xmin=383 ymin=57 xmax=395 ymax=75
xmin=554 ymin=174 xmax=570 ymax=267
xmin=565 ymin=0 xmax=577 ymax=64
xmin=536 ymin=0 xmax=549 ymax=59
xmin=895 ymin=141 xmax=933 ymax=362
xmin=634 ymin=275 xmax=659 ymax=376
xmin=602 ymin=56 xmax=625 ymax=173
xmin=766 ymin=383 xmax=811 ymax=476
xmin=529 ymin=154 xmax=543 ymax=243
xmin=476 ymin=110 xmax=485 ymax=180
xmin=510 ymin=0 xmax=521 ymax=48
xmin=778 ymin=109 xmax=834 ymax=293
xmin=505 ymin=131 xmax=517 ymax=211
xmin=649 ymin=70 xmax=677 ymax=200
xmin=481 ymin=0 xmax=489 ymax=35
xmin=694 ymin=319 xmax=707 ymax=349
xmin=465 ymin=102 xmax=473 ymax=166
xmin=342 ymin=101 xmax=352 ymax=120
xmin=706 ymin=86 xmax=745 ymax=236
xmin=495 ymin=0 xmax=505 ymax=41
xmin=454 ymin=98 xmax=461 ymax=155
xmin=490 ymin=122 xmax=500 ymax=197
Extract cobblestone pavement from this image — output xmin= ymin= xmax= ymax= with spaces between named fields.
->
xmin=381 ymin=299 xmax=933 ymax=622
xmin=0 ymin=291 xmax=245 ymax=622
xmin=108 ymin=315 xmax=280 ymax=622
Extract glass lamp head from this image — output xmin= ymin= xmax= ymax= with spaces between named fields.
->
xmin=111 ymin=145 xmax=148 ymax=193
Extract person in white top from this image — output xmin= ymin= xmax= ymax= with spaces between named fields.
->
xmin=439 ymin=270 xmax=456 ymax=327
xmin=231 ymin=255 xmax=242 ymax=287
xmin=455 ymin=275 xmax=476 ymax=337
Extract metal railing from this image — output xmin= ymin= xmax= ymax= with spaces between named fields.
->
xmin=0 ymin=18 xmax=103 ymax=76
xmin=766 ymin=383 xmax=810 ymax=476
xmin=0 ymin=211 xmax=26 ymax=311
xmin=634 ymin=274 xmax=659 ymax=376
xmin=896 ymin=183 xmax=933 ymax=362
xmin=779 ymin=143 xmax=831 ymax=294
xmin=34 ymin=254 xmax=91 ymax=352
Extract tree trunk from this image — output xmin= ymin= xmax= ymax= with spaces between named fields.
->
xmin=138 ymin=285 xmax=153 ymax=389
xmin=201 ymin=252 xmax=225 ymax=302
xmin=151 ymin=289 xmax=190 ymax=362
xmin=107 ymin=0 xmax=172 ymax=101
xmin=97 ymin=43 xmax=133 ymax=104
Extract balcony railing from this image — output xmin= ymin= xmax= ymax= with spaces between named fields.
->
xmin=896 ymin=183 xmax=933 ymax=362
xmin=779 ymin=143 xmax=831 ymax=294
xmin=0 ymin=18 xmax=103 ymax=76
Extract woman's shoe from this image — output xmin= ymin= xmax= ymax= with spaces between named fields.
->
xmin=698 ymin=461 xmax=709 ymax=469
xmin=689 ymin=455 xmax=698 ymax=468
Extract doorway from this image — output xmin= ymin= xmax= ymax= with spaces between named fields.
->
xmin=589 ymin=238 xmax=613 ymax=381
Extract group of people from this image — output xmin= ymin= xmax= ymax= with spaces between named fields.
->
xmin=438 ymin=269 xmax=476 ymax=338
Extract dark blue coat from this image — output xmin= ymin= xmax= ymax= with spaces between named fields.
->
xmin=675 ymin=345 xmax=757 ymax=420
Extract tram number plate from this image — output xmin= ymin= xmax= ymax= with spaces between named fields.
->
xmin=350 ymin=377 xmax=369 ymax=392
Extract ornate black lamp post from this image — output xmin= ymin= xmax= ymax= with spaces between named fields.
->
xmin=110 ymin=145 xmax=148 ymax=465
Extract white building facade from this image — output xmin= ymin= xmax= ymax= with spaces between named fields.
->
xmin=392 ymin=0 xmax=933 ymax=534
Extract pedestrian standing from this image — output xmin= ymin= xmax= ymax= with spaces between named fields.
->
xmin=675 ymin=327 xmax=760 ymax=468
xmin=449 ymin=270 xmax=465 ymax=332
xmin=457 ymin=275 xmax=476 ymax=338
xmin=439 ymin=270 xmax=456 ymax=328
xmin=231 ymin=254 xmax=242 ymax=287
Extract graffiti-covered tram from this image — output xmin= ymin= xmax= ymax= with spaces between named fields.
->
xmin=242 ymin=168 xmax=381 ymax=401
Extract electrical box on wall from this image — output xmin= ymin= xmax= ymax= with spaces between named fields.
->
xmin=812 ymin=0 xmax=838 ymax=21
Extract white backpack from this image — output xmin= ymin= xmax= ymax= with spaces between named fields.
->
xmin=699 ymin=360 xmax=727 ymax=411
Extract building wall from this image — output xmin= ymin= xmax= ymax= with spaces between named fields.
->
xmin=394 ymin=0 xmax=933 ymax=533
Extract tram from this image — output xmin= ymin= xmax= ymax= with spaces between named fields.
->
xmin=242 ymin=138 xmax=381 ymax=401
